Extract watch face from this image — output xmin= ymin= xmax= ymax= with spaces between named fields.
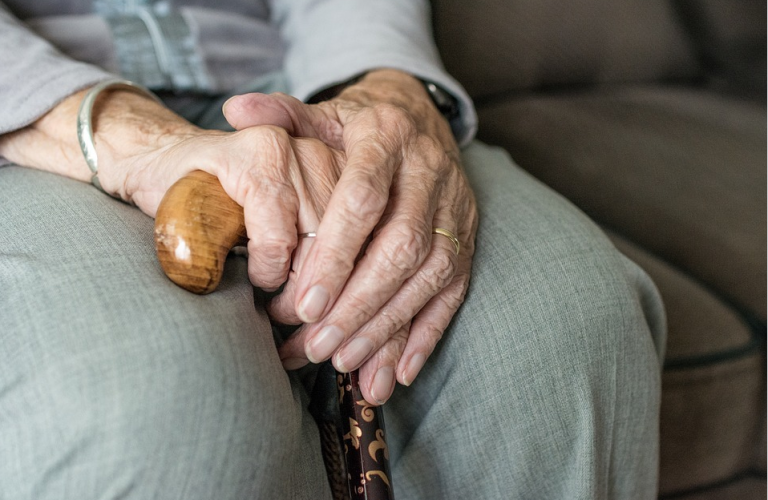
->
xmin=423 ymin=81 xmax=459 ymax=120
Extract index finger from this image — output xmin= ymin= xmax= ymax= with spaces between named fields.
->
xmin=293 ymin=107 xmax=407 ymax=323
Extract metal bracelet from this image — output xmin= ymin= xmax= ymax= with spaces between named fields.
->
xmin=76 ymin=78 xmax=162 ymax=195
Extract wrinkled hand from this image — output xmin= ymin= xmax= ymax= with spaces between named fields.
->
xmin=0 ymin=89 xmax=342 ymax=280
xmin=21 ymin=88 xmax=345 ymax=295
xmin=120 ymin=130 xmax=342 ymax=293
xmin=224 ymin=69 xmax=478 ymax=405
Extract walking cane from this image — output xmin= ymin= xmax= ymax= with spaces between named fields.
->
xmin=154 ymin=170 xmax=395 ymax=500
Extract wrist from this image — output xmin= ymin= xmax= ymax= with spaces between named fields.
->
xmin=79 ymin=82 xmax=212 ymax=203
xmin=338 ymin=69 xmax=459 ymax=150
xmin=0 ymin=84 xmax=201 ymax=198
xmin=336 ymin=69 xmax=458 ymax=141
xmin=89 ymin=89 xmax=201 ymax=187
xmin=338 ymin=69 xmax=435 ymax=116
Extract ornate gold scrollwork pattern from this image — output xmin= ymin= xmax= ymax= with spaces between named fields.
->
xmin=356 ymin=399 xmax=376 ymax=422
xmin=337 ymin=374 xmax=345 ymax=402
xmin=368 ymin=429 xmax=389 ymax=463
xmin=365 ymin=470 xmax=391 ymax=488
xmin=343 ymin=418 xmax=362 ymax=449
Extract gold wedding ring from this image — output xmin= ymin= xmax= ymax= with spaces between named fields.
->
xmin=432 ymin=228 xmax=460 ymax=255
xmin=299 ymin=232 xmax=317 ymax=238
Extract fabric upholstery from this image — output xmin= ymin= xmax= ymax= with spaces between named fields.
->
xmin=607 ymin=232 xmax=757 ymax=363
xmin=659 ymin=355 xmax=764 ymax=495
xmin=672 ymin=478 xmax=768 ymax=500
xmin=476 ymin=86 xmax=767 ymax=321
xmin=608 ymin=232 xmax=765 ymax=495
xmin=431 ymin=0 xmax=701 ymax=100
xmin=674 ymin=0 xmax=767 ymax=97
xmin=429 ymin=0 xmax=767 ymax=496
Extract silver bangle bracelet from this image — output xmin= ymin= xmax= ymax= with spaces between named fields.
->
xmin=76 ymin=78 xmax=162 ymax=195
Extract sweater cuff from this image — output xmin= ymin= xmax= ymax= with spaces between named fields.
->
xmin=277 ymin=1 xmax=477 ymax=146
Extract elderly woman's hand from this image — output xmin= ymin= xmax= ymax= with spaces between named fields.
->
xmin=224 ymin=69 xmax=478 ymax=405
xmin=0 ymin=86 xmax=342 ymax=295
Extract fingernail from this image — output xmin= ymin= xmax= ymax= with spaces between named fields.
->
xmin=334 ymin=337 xmax=375 ymax=372
xmin=222 ymin=96 xmax=235 ymax=113
xmin=371 ymin=366 xmax=395 ymax=404
xmin=298 ymin=285 xmax=330 ymax=323
xmin=281 ymin=357 xmax=309 ymax=370
xmin=306 ymin=325 xmax=345 ymax=363
xmin=402 ymin=354 xmax=426 ymax=386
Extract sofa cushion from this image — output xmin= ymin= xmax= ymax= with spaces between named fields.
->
xmin=607 ymin=232 xmax=765 ymax=495
xmin=431 ymin=0 xmax=701 ymax=100
xmin=668 ymin=478 xmax=767 ymax=500
xmin=661 ymin=356 xmax=766 ymax=495
xmin=608 ymin=232 xmax=758 ymax=363
xmin=674 ymin=0 xmax=767 ymax=98
xmin=476 ymin=86 xmax=766 ymax=321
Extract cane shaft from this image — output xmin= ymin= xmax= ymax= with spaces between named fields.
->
xmin=339 ymin=371 xmax=395 ymax=500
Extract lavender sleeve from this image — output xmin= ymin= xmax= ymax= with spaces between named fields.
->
xmin=0 ymin=2 xmax=113 ymax=136
xmin=269 ymin=0 xmax=478 ymax=146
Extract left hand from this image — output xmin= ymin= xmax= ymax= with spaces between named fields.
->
xmin=224 ymin=69 xmax=478 ymax=405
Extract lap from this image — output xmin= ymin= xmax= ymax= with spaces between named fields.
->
xmin=0 ymin=166 xmax=329 ymax=499
xmin=385 ymin=141 xmax=664 ymax=499
xmin=0 ymin=138 xmax=664 ymax=499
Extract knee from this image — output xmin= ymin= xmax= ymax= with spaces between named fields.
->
xmin=445 ymin=169 xmax=664 ymax=409
xmin=393 ymin=144 xmax=664 ymax=495
xmin=427 ymin=201 xmax=663 ymax=493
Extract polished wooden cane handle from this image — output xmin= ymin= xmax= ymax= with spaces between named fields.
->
xmin=154 ymin=170 xmax=247 ymax=294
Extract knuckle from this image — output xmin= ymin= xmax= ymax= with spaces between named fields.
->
xmin=250 ymin=235 xmax=294 ymax=269
xmin=341 ymin=290 xmax=380 ymax=323
xmin=236 ymin=125 xmax=287 ymax=153
xmin=374 ymin=307 xmax=409 ymax=338
xmin=258 ymin=124 xmax=291 ymax=145
xmin=392 ymin=325 xmax=410 ymax=345
xmin=373 ymin=103 xmax=416 ymax=138
xmin=374 ymin=102 xmax=408 ymax=123
xmin=248 ymin=263 xmax=286 ymax=288
xmin=313 ymin=251 xmax=356 ymax=283
xmin=377 ymin=226 xmax=430 ymax=276
xmin=414 ymin=135 xmax=449 ymax=171
xmin=250 ymin=126 xmax=292 ymax=164
xmin=340 ymin=179 xmax=388 ymax=222
xmin=379 ymin=337 xmax=407 ymax=365
xmin=438 ymin=279 xmax=468 ymax=311
xmin=417 ymin=324 xmax=445 ymax=352
xmin=425 ymin=249 xmax=458 ymax=287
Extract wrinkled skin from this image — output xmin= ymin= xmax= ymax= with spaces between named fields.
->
xmin=224 ymin=70 xmax=478 ymax=405
xmin=0 ymin=69 xmax=478 ymax=405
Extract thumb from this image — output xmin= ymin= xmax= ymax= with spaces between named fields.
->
xmin=223 ymin=93 xmax=295 ymax=132
xmin=223 ymin=93 xmax=341 ymax=147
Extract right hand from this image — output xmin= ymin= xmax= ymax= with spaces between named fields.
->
xmin=0 ymin=87 xmax=343 ymax=292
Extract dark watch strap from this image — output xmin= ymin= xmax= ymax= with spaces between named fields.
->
xmin=420 ymin=80 xmax=460 ymax=122
xmin=307 ymin=74 xmax=460 ymax=123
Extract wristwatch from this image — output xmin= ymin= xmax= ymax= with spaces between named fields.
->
xmin=420 ymin=80 xmax=460 ymax=122
xmin=308 ymin=74 xmax=460 ymax=123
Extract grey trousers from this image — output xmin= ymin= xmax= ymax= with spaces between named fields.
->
xmin=0 ymin=80 xmax=665 ymax=500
